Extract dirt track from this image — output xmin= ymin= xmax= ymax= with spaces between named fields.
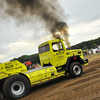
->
xmin=3 ymin=57 xmax=100 ymax=100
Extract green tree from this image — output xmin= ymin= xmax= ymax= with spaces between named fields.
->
xmin=82 ymin=46 xmax=88 ymax=50
xmin=10 ymin=53 xmax=40 ymax=64
xmin=91 ymin=44 xmax=97 ymax=49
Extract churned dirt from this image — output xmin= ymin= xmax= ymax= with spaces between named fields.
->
xmin=3 ymin=54 xmax=100 ymax=100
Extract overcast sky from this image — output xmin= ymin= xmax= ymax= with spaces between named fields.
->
xmin=0 ymin=0 xmax=100 ymax=63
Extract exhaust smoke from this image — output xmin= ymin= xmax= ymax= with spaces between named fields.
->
xmin=1 ymin=0 xmax=70 ymax=47
xmin=51 ymin=22 xmax=70 ymax=48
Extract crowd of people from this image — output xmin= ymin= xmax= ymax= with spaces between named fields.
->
xmin=24 ymin=63 xmax=42 ymax=70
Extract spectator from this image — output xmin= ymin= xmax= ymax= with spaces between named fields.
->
xmin=38 ymin=64 xmax=42 ymax=67
xmin=27 ymin=65 xmax=32 ymax=70
xmin=35 ymin=63 xmax=39 ymax=69
xmin=31 ymin=64 xmax=35 ymax=69
xmin=25 ymin=63 xmax=28 ymax=69
xmin=36 ymin=63 xmax=38 ymax=67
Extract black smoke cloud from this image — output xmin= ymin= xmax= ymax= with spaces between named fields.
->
xmin=2 ymin=0 xmax=62 ymax=25
xmin=1 ymin=0 xmax=70 ymax=47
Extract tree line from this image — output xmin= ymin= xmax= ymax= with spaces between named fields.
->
xmin=71 ymin=37 xmax=100 ymax=50
xmin=11 ymin=53 xmax=40 ymax=64
xmin=11 ymin=37 xmax=100 ymax=63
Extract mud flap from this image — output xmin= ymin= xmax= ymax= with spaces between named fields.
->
xmin=83 ymin=58 xmax=88 ymax=65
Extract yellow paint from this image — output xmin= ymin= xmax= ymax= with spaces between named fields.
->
xmin=0 ymin=60 xmax=27 ymax=80
xmin=0 ymin=39 xmax=88 ymax=87
xmin=38 ymin=39 xmax=84 ymax=67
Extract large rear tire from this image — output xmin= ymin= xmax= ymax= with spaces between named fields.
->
xmin=3 ymin=75 xmax=30 ymax=100
xmin=68 ymin=62 xmax=83 ymax=78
